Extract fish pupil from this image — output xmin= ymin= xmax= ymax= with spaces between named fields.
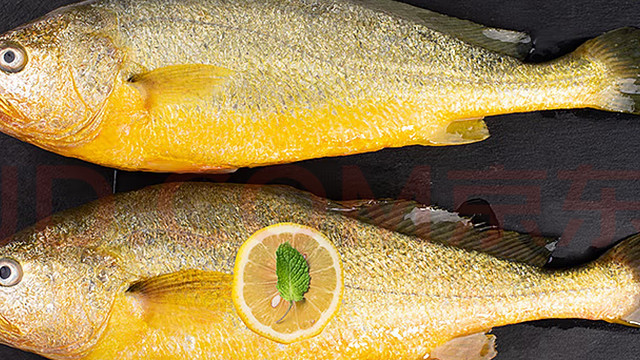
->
xmin=0 ymin=266 xmax=10 ymax=280
xmin=3 ymin=51 xmax=14 ymax=64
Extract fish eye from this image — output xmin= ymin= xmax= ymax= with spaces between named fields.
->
xmin=0 ymin=44 xmax=27 ymax=73
xmin=0 ymin=258 xmax=22 ymax=287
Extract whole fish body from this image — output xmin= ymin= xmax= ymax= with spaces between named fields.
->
xmin=0 ymin=0 xmax=639 ymax=172
xmin=0 ymin=182 xmax=638 ymax=359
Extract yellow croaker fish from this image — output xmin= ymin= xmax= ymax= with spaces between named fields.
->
xmin=0 ymin=0 xmax=639 ymax=172
xmin=0 ymin=182 xmax=638 ymax=359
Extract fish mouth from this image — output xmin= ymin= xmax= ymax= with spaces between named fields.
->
xmin=0 ymin=98 xmax=63 ymax=154
xmin=0 ymin=96 xmax=32 ymax=140
xmin=0 ymin=95 xmax=102 ymax=150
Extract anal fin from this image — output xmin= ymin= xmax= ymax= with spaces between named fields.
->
xmin=430 ymin=332 xmax=497 ymax=360
xmin=140 ymin=158 xmax=238 ymax=174
xmin=431 ymin=118 xmax=489 ymax=145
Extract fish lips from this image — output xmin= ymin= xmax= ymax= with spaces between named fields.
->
xmin=0 ymin=96 xmax=71 ymax=148
xmin=0 ymin=97 xmax=31 ymax=140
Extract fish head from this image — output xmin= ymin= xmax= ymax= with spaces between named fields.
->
xmin=0 ymin=222 xmax=125 ymax=357
xmin=0 ymin=3 xmax=122 ymax=151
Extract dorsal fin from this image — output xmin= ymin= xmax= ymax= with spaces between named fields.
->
xmin=456 ymin=198 xmax=499 ymax=228
xmin=354 ymin=0 xmax=533 ymax=60
xmin=331 ymin=199 xmax=556 ymax=267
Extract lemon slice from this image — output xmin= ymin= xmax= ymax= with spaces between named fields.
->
xmin=232 ymin=223 xmax=343 ymax=344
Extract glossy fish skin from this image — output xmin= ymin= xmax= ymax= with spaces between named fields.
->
xmin=0 ymin=0 xmax=639 ymax=172
xmin=0 ymin=183 xmax=638 ymax=359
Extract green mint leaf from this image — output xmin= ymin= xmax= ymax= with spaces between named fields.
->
xmin=275 ymin=242 xmax=310 ymax=302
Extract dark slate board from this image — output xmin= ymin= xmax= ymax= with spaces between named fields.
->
xmin=0 ymin=0 xmax=639 ymax=359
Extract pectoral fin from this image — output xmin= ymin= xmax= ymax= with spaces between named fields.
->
xmin=126 ymin=269 xmax=234 ymax=325
xmin=429 ymin=332 xmax=497 ymax=360
xmin=128 ymin=64 xmax=232 ymax=110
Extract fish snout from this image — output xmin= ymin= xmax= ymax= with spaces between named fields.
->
xmin=0 ymin=96 xmax=30 ymax=139
xmin=0 ymin=97 xmax=19 ymax=123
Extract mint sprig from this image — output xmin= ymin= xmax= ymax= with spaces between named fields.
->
xmin=276 ymin=242 xmax=310 ymax=302
xmin=275 ymin=242 xmax=310 ymax=323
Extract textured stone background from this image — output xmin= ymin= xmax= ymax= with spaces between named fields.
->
xmin=0 ymin=0 xmax=639 ymax=359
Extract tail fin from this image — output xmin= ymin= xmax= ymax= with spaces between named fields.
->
xmin=598 ymin=234 xmax=640 ymax=326
xmin=576 ymin=27 xmax=640 ymax=114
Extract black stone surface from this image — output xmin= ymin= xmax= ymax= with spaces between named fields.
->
xmin=0 ymin=0 xmax=639 ymax=359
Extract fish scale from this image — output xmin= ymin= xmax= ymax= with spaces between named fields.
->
xmin=0 ymin=183 xmax=637 ymax=359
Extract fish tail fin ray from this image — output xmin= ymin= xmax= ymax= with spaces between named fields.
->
xmin=598 ymin=234 xmax=640 ymax=326
xmin=577 ymin=27 xmax=640 ymax=114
